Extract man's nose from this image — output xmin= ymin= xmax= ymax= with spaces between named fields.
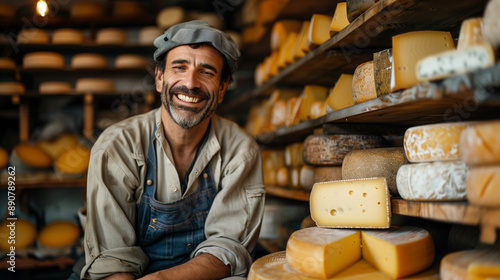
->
xmin=184 ymin=69 xmax=201 ymax=90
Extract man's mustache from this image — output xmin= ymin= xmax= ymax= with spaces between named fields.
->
xmin=168 ymin=86 xmax=209 ymax=99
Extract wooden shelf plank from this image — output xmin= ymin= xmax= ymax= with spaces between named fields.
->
xmin=0 ymin=15 xmax=156 ymax=29
xmin=265 ymin=185 xmax=310 ymax=202
xmin=0 ymin=256 xmax=75 ymax=270
xmin=0 ymin=171 xmax=86 ymax=189
xmin=0 ymin=42 xmax=155 ymax=55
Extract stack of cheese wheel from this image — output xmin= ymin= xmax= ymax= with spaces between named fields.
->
xmin=397 ymin=122 xmax=475 ymax=201
xmin=17 ymin=28 xmax=49 ymax=44
xmin=52 ymin=28 xmax=84 ymax=45
xmin=440 ymin=249 xmax=500 ymax=280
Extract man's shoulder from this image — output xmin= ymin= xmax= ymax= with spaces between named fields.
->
xmin=212 ymin=115 xmax=259 ymax=152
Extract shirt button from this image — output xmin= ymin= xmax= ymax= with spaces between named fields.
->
xmin=152 ymin=218 xmax=157 ymax=224
xmin=146 ymin=179 xmax=153 ymax=185
xmin=187 ymin=243 xmax=192 ymax=248
xmin=171 ymin=186 xmax=178 ymax=192
xmin=203 ymin=173 xmax=208 ymax=179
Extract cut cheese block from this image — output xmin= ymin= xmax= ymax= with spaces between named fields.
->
xmin=440 ymin=249 xmax=500 ymax=280
xmin=95 ymin=28 xmax=127 ymax=45
xmin=416 ymin=43 xmax=496 ymax=82
xmin=285 ymin=142 xmax=304 ymax=167
xmin=404 ymin=122 xmax=475 ymax=163
xmin=483 ymin=0 xmax=500 ymax=48
xmin=466 ymin=165 xmax=500 ymax=207
xmin=0 ymin=82 xmax=25 ymax=94
xmin=460 ymin=120 xmax=500 ymax=165
xmin=373 ymin=48 xmax=392 ymax=97
xmin=300 ymin=165 xmax=315 ymax=190
xmin=38 ymin=221 xmax=80 ymax=248
xmin=0 ymin=219 xmax=36 ymax=251
xmin=352 ymin=61 xmax=377 ymax=104
xmin=36 ymin=133 xmax=80 ymax=160
xmin=267 ymin=51 xmax=280 ymax=78
xmin=289 ymin=166 xmax=301 ymax=189
xmin=286 ymin=227 xmax=361 ymax=278
xmin=292 ymin=21 xmax=311 ymax=60
xmin=71 ymin=53 xmax=107 ymax=69
xmin=75 ymin=78 xmax=114 ymax=93
xmin=457 ymin=18 xmax=485 ymax=50
xmin=270 ymin=99 xmax=287 ymax=130
xmin=391 ymin=31 xmax=455 ymax=92
xmin=298 ymin=85 xmax=329 ymax=122
xmin=342 ymin=147 xmax=406 ymax=196
xmin=115 ymin=54 xmax=148 ymax=69
xmin=326 ymin=74 xmax=354 ymax=111
xmin=112 ymin=0 xmax=144 ymax=17
xmin=139 ymin=26 xmax=163 ymax=46
xmin=156 ymin=6 xmax=185 ymax=29
xmin=277 ymin=32 xmax=298 ymax=69
xmin=310 ymin=177 xmax=391 ymax=228
xmin=310 ymin=100 xmax=328 ymax=119
xmin=347 ymin=0 xmax=376 ymax=22
xmin=0 ymin=146 xmax=8 ymax=170
xmin=314 ymin=166 xmax=343 ymax=183
xmin=270 ymin=20 xmax=302 ymax=52
xmin=70 ymin=1 xmax=105 ymax=17
xmin=11 ymin=143 xmax=52 ymax=169
xmin=23 ymin=52 xmax=65 ymax=69
xmin=0 ymin=57 xmax=16 ymax=69
xmin=285 ymin=96 xmax=302 ymax=127
xmin=330 ymin=2 xmax=350 ymax=36
xmin=307 ymin=14 xmax=333 ymax=50
xmin=52 ymin=28 xmax=84 ymax=44
xmin=17 ymin=28 xmax=49 ymax=44
xmin=262 ymin=149 xmax=286 ymax=186
xmin=39 ymin=81 xmax=72 ymax=94
xmin=303 ymin=134 xmax=385 ymax=166
xmin=396 ymin=161 xmax=469 ymax=201
xmin=54 ymin=145 xmax=91 ymax=176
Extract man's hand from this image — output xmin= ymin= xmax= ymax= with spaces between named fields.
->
xmin=103 ymin=272 xmax=135 ymax=280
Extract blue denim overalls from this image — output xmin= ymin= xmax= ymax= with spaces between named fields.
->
xmin=136 ymin=125 xmax=217 ymax=275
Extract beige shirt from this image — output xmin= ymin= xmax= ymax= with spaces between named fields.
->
xmin=81 ymin=108 xmax=265 ymax=279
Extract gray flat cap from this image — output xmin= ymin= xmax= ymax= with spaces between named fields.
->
xmin=153 ymin=20 xmax=240 ymax=73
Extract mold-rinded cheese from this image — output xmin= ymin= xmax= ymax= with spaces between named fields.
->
xmin=352 ymin=61 xmax=377 ymax=104
xmin=70 ymin=1 xmax=105 ymax=17
xmin=11 ymin=143 xmax=52 ymax=169
xmin=347 ymin=0 xmax=376 ymax=22
xmin=310 ymin=177 xmax=391 ymax=228
xmin=156 ymin=6 xmax=185 ymax=29
xmin=270 ymin=20 xmax=302 ymax=52
xmin=326 ymin=74 xmax=354 ymax=111
xmin=71 ymin=53 xmax=107 ymax=69
xmin=38 ymin=221 xmax=80 ymax=248
xmin=54 ymin=144 xmax=91 ymax=176
xmin=52 ymin=28 xmax=84 ymax=44
xmin=0 ymin=219 xmax=36 ymax=251
xmin=307 ymin=14 xmax=333 ymax=50
xmin=330 ymin=2 xmax=350 ymax=36
xmin=285 ymin=142 xmax=304 ymax=167
xmin=314 ymin=166 xmax=343 ymax=183
xmin=0 ymin=82 xmax=25 ymax=94
xmin=0 ymin=146 xmax=9 ymax=169
xmin=17 ymin=28 xmax=49 ymax=44
xmin=466 ymin=165 xmax=500 ymax=207
xmin=139 ymin=26 xmax=163 ymax=46
xmin=396 ymin=161 xmax=469 ymax=201
xmin=75 ymin=78 xmax=114 ymax=93
xmin=373 ymin=48 xmax=392 ymax=97
xmin=457 ymin=18 xmax=485 ymax=50
xmin=303 ymin=134 xmax=385 ymax=166
xmin=95 ymin=28 xmax=127 ymax=45
xmin=292 ymin=21 xmax=311 ymax=60
xmin=298 ymin=85 xmax=329 ymax=122
xmin=23 ymin=52 xmax=65 ymax=69
xmin=416 ymin=43 xmax=496 ymax=82
xmin=483 ymin=0 xmax=500 ymax=48
xmin=390 ymin=31 xmax=455 ymax=92
xmin=404 ymin=122 xmax=475 ymax=163
xmin=115 ymin=54 xmax=148 ymax=69
xmin=0 ymin=57 xmax=16 ymax=69
xmin=277 ymin=32 xmax=298 ymax=69
xmin=39 ymin=81 xmax=72 ymax=94
xmin=300 ymin=165 xmax=315 ymax=190
xmin=286 ymin=227 xmax=361 ymax=278
xmin=342 ymin=147 xmax=407 ymax=196
xmin=440 ymin=249 xmax=500 ymax=280
xmin=460 ymin=120 xmax=500 ymax=165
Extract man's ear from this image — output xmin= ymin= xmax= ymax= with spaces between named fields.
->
xmin=155 ymin=66 xmax=163 ymax=93
xmin=217 ymin=77 xmax=230 ymax=103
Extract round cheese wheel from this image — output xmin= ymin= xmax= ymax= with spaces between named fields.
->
xmin=0 ymin=146 xmax=9 ymax=169
xmin=95 ymin=28 xmax=127 ymax=45
xmin=71 ymin=53 xmax=107 ymax=69
xmin=115 ymin=54 xmax=147 ymax=69
xmin=36 ymin=133 xmax=80 ymax=160
xmin=75 ymin=78 xmax=114 ymax=93
xmin=0 ymin=2 xmax=16 ymax=17
xmin=352 ymin=60 xmax=377 ymax=104
xmin=17 ymin=28 xmax=49 ymax=44
xmin=52 ymin=28 xmax=84 ymax=44
xmin=156 ymin=6 xmax=185 ymax=29
xmin=70 ymin=1 xmax=105 ymax=18
xmin=0 ymin=219 xmax=36 ymax=251
xmin=0 ymin=82 xmax=25 ymax=94
xmin=39 ymin=81 xmax=72 ymax=94
xmin=276 ymin=166 xmax=289 ymax=187
xmin=0 ymin=57 xmax=16 ymax=69
xmin=12 ymin=143 xmax=52 ymax=169
xmin=23 ymin=51 xmax=65 ymax=69
xmin=139 ymin=26 xmax=163 ymax=45
xmin=54 ymin=144 xmax=91 ymax=176
xmin=38 ymin=221 xmax=80 ymax=248
xmin=113 ymin=0 xmax=143 ymax=17
xmin=440 ymin=249 xmax=500 ymax=280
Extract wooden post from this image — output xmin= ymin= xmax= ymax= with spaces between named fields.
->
xmin=83 ymin=93 xmax=94 ymax=140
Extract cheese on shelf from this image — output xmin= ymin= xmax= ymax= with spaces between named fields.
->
xmin=270 ymin=20 xmax=302 ymax=52
xmin=262 ymin=149 xmax=286 ymax=186
xmin=0 ymin=82 xmax=25 ymax=95
xmin=300 ymin=165 xmax=315 ymax=190
xmin=267 ymin=51 xmax=280 ymax=78
xmin=0 ymin=57 xmax=16 ymax=69
xmin=404 ymin=122 xmax=475 ymax=163
xmin=314 ymin=166 xmax=343 ymax=183
xmin=36 ymin=133 xmax=80 ymax=160
xmin=0 ymin=146 xmax=9 ymax=169
xmin=71 ymin=53 xmax=107 ymax=69
xmin=326 ymin=74 xmax=354 ymax=111
xmin=139 ymin=26 xmax=163 ymax=46
xmin=75 ymin=78 xmax=115 ymax=93
xmin=11 ymin=143 xmax=52 ymax=169
xmin=396 ymin=161 xmax=469 ymax=201
xmin=188 ymin=12 xmax=224 ymax=30
xmin=23 ymin=52 xmax=65 ymax=69
xmin=307 ymin=14 xmax=333 ymax=50
xmin=416 ymin=43 xmax=496 ymax=82
xmin=277 ymin=32 xmax=298 ymax=70
xmin=54 ymin=145 xmax=91 ymax=176
xmin=70 ymin=1 xmax=105 ymax=17
xmin=38 ymin=221 xmax=80 ymax=248
xmin=460 ymin=120 xmax=500 ymax=165
xmin=373 ymin=48 xmax=392 ymax=97
xmin=112 ymin=0 xmax=144 ymax=17
xmin=0 ymin=219 xmax=36 ymax=251
xmin=309 ymin=100 xmax=328 ymax=119
xmin=96 ymin=28 xmax=127 ymax=45
xmin=285 ymin=96 xmax=302 ymax=127
xmin=310 ymin=177 xmax=391 ymax=228
xmin=276 ymin=166 xmax=289 ymax=187
xmin=466 ymin=165 xmax=500 ymax=207
xmin=483 ymin=0 xmax=500 ymax=48
xmin=292 ymin=21 xmax=311 ymax=60
xmin=298 ymin=85 xmax=329 ymax=122
xmin=156 ymin=6 xmax=185 ymax=29
xmin=391 ymin=31 xmax=455 ymax=92
xmin=289 ymin=166 xmax=301 ymax=189
xmin=457 ymin=18 xmax=485 ymax=50
xmin=352 ymin=61 xmax=377 ymax=104
xmin=39 ymin=81 xmax=72 ymax=94
xmin=52 ymin=28 xmax=84 ymax=44
xmin=441 ymin=249 xmax=500 ymax=280
xmin=115 ymin=54 xmax=148 ymax=69
xmin=285 ymin=142 xmax=304 ymax=167
xmin=330 ymin=2 xmax=350 ymax=36
xmin=342 ymin=147 xmax=406 ymax=196
xmin=347 ymin=0 xmax=376 ymax=22
xmin=17 ymin=28 xmax=49 ymax=44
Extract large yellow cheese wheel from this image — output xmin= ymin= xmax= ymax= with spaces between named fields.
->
xmin=156 ymin=6 xmax=185 ymax=29
xmin=38 ymin=221 xmax=81 ymax=248
xmin=95 ymin=28 xmax=127 ymax=45
xmin=36 ymin=133 xmax=80 ymax=160
xmin=52 ymin=28 xmax=84 ymax=45
xmin=39 ymin=81 xmax=72 ymax=94
xmin=12 ymin=143 xmax=52 ymax=169
xmin=70 ymin=1 xmax=105 ymax=18
xmin=0 ymin=82 xmax=25 ymax=95
xmin=0 ymin=146 xmax=9 ymax=169
xmin=440 ymin=249 xmax=500 ymax=280
xmin=17 ymin=28 xmax=49 ymax=44
xmin=23 ymin=52 xmax=65 ymax=69
xmin=0 ymin=57 xmax=16 ymax=69
xmin=75 ymin=78 xmax=114 ymax=93
xmin=54 ymin=144 xmax=91 ymax=175
xmin=115 ymin=54 xmax=148 ymax=69
xmin=139 ymin=26 xmax=163 ymax=46
xmin=0 ymin=219 xmax=36 ymax=251
xmin=71 ymin=53 xmax=108 ymax=69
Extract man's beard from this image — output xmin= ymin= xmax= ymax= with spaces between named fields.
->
xmin=161 ymin=83 xmax=219 ymax=129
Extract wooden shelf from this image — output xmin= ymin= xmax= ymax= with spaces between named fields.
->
xmin=0 ymin=15 xmax=156 ymax=29
xmin=4 ymin=43 xmax=156 ymax=54
xmin=0 ymin=171 xmax=86 ymax=189
xmin=0 ymin=255 xmax=75 ymax=270
xmin=20 ymin=67 xmax=153 ymax=75
xmin=265 ymin=185 xmax=310 ymax=202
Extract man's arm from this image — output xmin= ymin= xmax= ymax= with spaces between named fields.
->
xmin=103 ymin=273 xmax=135 ymax=280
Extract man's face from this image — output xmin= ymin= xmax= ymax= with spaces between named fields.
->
xmin=156 ymin=45 xmax=227 ymax=129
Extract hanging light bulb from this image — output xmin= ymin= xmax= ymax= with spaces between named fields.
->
xmin=36 ymin=0 xmax=49 ymax=17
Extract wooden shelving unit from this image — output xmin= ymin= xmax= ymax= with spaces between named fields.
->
xmin=0 ymin=171 xmax=86 ymax=189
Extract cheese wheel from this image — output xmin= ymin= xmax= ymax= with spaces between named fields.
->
xmin=262 ymin=149 xmax=285 ymax=186
xmin=95 ymin=28 xmax=127 ymax=45
xmin=330 ymin=2 xmax=350 ymax=35
xmin=342 ymin=147 xmax=407 ymax=196
xmin=289 ymin=166 xmax=301 ymax=189
xmin=270 ymin=20 xmax=302 ymax=52
xmin=17 ymin=28 xmax=49 ymax=44
xmin=352 ymin=61 xmax=377 ymax=104
xmin=285 ymin=142 xmax=304 ymax=167
xmin=54 ymin=145 xmax=91 ymax=176
xmin=0 ymin=146 xmax=9 ymax=169
xmin=440 ymin=249 xmax=500 ymax=280
xmin=38 ymin=221 xmax=80 ymax=248
xmin=466 ymin=165 xmax=500 ymax=207
xmin=23 ymin=52 xmax=65 ymax=69
xmin=52 ymin=28 xmax=84 ymax=44
xmin=0 ymin=57 xmax=16 ymax=69
xmin=70 ymin=1 xmax=105 ymax=18
xmin=275 ymin=166 xmax=289 ymax=187
xmin=460 ymin=120 xmax=500 ymax=165
xmin=299 ymin=165 xmax=315 ymax=190
xmin=0 ymin=82 xmax=25 ymax=95
xmin=75 ymin=78 xmax=114 ymax=93
xmin=71 ymin=53 xmax=107 ymax=69
xmin=483 ymin=0 xmax=500 ymax=48
xmin=404 ymin=122 xmax=476 ymax=163
xmin=396 ymin=161 xmax=469 ymax=201
xmin=139 ymin=26 xmax=163 ymax=46
xmin=156 ymin=6 xmax=185 ymax=29
xmin=39 ymin=81 xmax=72 ymax=94
xmin=36 ymin=133 xmax=80 ymax=160
xmin=307 ymin=14 xmax=333 ymax=50
xmin=115 ymin=54 xmax=148 ymax=69
xmin=112 ymin=0 xmax=143 ymax=17
xmin=373 ymin=48 xmax=392 ymax=97
xmin=313 ymin=166 xmax=343 ymax=183
xmin=12 ymin=143 xmax=52 ymax=169
xmin=0 ymin=219 xmax=36 ymax=251
xmin=457 ymin=18 xmax=485 ymax=50
xmin=0 ymin=2 xmax=15 ymax=17
xmin=326 ymin=74 xmax=354 ymax=111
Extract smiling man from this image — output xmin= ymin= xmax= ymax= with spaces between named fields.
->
xmin=80 ymin=21 xmax=266 ymax=280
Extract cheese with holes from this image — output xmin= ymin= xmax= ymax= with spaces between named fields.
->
xmin=285 ymin=142 xmax=304 ymax=167
xmin=71 ymin=1 xmax=104 ymax=17
xmin=115 ymin=54 xmax=147 ymax=69
xmin=39 ymin=82 xmax=72 ymax=94
xmin=0 ymin=219 xmax=36 ymax=251
xmin=307 ymin=14 xmax=333 ymax=50
xmin=404 ymin=122 xmax=475 ymax=163
xmin=352 ymin=61 xmax=377 ymax=104
xmin=12 ymin=143 xmax=52 ymax=169
xmin=330 ymin=2 xmax=350 ymax=35
xmin=373 ymin=48 xmax=392 ymax=97
xmin=310 ymin=177 xmax=391 ymax=228
xmin=0 ymin=82 xmax=25 ymax=94
xmin=76 ymin=78 xmax=114 ymax=93
xmin=416 ymin=43 xmax=496 ymax=82
xmin=396 ymin=161 xmax=469 ymax=201
xmin=457 ymin=18 xmax=485 ymax=50
xmin=277 ymin=32 xmax=298 ymax=69
xmin=298 ymin=85 xmax=329 ymax=122
xmin=314 ymin=166 xmax=343 ymax=183
xmin=347 ymin=0 xmax=376 ymax=22
xmin=71 ymin=53 xmax=107 ymax=69
xmin=391 ymin=31 xmax=455 ymax=92
xmin=466 ymin=165 xmax=500 ymax=207
xmin=23 ymin=52 xmax=65 ymax=69
xmin=38 ymin=221 xmax=80 ymax=248
xmin=139 ymin=26 xmax=163 ymax=45
xmin=52 ymin=28 xmax=84 ymax=44
xmin=17 ymin=28 xmax=49 ymax=44
xmin=342 ymin=147 xmax=406 ymax=196
xmin=483 ymin=0 xmax=500 ymax=48
xmin=300 ymin=165 xmax=315 ymax=190
xmin=292 ymin=21 xmax=311 ymax=60
xmin=54 ymin=144 xmax=91 ymax=176
xmin=96 ymin=28 xmax=127 ymax=45
xmin=440 ymin=249 xmax=500 ymax=280
xmin=0 ymin=57 xmax=16 ymax=69
xmin=0 ymin=146 xmax=8 ymax=169
xmin=270 ymin=20 xmax=302 ymax=52
xmin=326 ymin=74 xmax=354 ymax=111
xmin=460 ymin=120 xmax=500 ymax=165
xmin=156 ymin=6 xmax=185 ymax=29
xmin=287 ymin=227 xmax=361 ymax=278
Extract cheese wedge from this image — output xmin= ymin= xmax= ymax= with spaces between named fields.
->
xmin=352 ymin=61 xmax=377 ymax=104
xmin=466 ymin=165 xmax=500 ymax=207
xmin=330 ymin=2 xmax=350 ymax=36
xmin=483 ymin=0 xmax=500 ymax=47
xmin=285 ymin=96 xmax=302 ymax=127
xmin=268 ymin=51 xmax=280 ymax=78
xmin=314 ymin=166 xmax=343 ymax=183
xmin=270 ymin=20 xmax=302 ymax=52
xmin=308 ymin=14 xmax=333 ymax=50
xmin=293 ymin=21 xmax=311 ymax=60
xmin=457 ymin=18 xmax=485 ymax=50
xmin=277 ymin=32 xmax=298 ymax=69
xmin=326 ymin=74 xmax=354 ymax=111
xmin=309 ymin=100 xmax=328 ymax=119
xmin=298 ymin=85 xmax=329 ymax=122
xmin=460 ymin=120 xmax=500 ymax=165
xmin=373 ymin=48 xmax=392 ymax=97
xmin=441 ymin=249 xmax=500 ymax=280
